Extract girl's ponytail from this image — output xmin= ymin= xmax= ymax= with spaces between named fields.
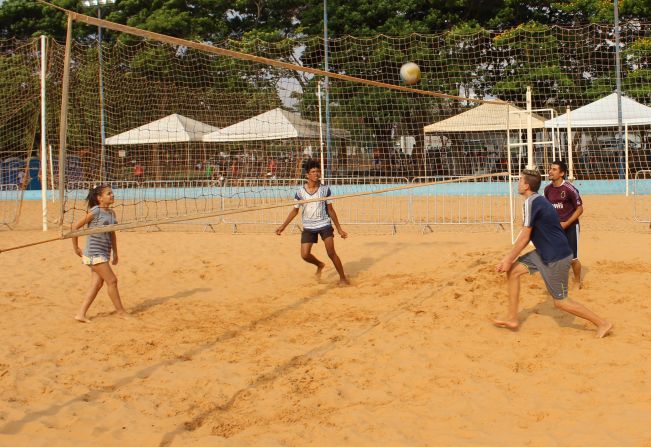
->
xmin=86 ymin=184 xmax=107 ymax=208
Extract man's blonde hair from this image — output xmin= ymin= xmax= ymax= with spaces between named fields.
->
xmin=521 ymin=169 xmax=542 ymax=192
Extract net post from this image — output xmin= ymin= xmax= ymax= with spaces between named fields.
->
xmin=526 ymin=86 xmax=534 ymax=169
xmin=40 ymin=35 xmax=48 ymax=231
xmin=58 ymin=13 xmax=74 ymax=230
xmin=506 ymin=104 xmax=515 ymax=244
xmin=317 ymin=81 xmax=326 ymax=182
xmin=625 ymin=124 xmax=629 ymax=196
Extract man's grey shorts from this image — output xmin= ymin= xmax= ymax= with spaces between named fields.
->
xmin=518 ymin=251 xmax=572 ymax=299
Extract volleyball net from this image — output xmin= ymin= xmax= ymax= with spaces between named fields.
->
xmin=4 ymin=11 xmax=651 ymax=235
xmin=49 ymin=11 xmax=524 ymax=236
xmin=0 ymin=38 xmax=41 ymax=227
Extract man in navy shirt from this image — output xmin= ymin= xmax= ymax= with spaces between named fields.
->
xmin=494 ymin=169 xmax=612 ymax=338
xmin=544 ymin=160 xmax=583 ymax=288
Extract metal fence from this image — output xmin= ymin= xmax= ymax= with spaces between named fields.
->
xmin=633 ymin=170 xmax=651 ymax=224
xmin=326 ymin=177 xmax=412 ymax=231
xmin=57 ymin=176 xmax=516 ymax=233
xmin=217 ymin=176 xmax=513 ymax=233
xmin=411 ymin=175 xmax=512 ymax=229
xmin=0 ymin=184 xmax=20 ymax=228
xmin=221 ymin=178 xmax=301 ymax=229
xmin=65 ymin=180 xmax=142 ymax=225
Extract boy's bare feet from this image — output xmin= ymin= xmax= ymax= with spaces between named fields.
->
xmin=339 ymin=277 xmax=350 ymax=286
xmin=74 ymin=315 xmax=91 ymax=323
xmin=493 ymin=319 xmax=519 ymax=330
xmin=116 ymin=311 xmax=134 ymax=320
xmin=596 ymin=321 xmax=613 ymax=339
xmin=315 ymin=262 xmax=326 ymax=277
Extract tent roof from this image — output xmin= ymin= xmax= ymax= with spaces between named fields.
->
xmin=544 ymin=93 xmax=651 ymax=128
xmin=424 ymin=100 xmax=546 ymax=133
xmin=202 ymin=107 xmax=348 ymax=142
xmin=106 ymin=114 xmax=219 ymax=145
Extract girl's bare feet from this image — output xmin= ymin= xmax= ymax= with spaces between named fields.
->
xmin=493 ymin=319 xmax=519 ymax=330
xmin=74 ymin=315 xmax=91 ymax=323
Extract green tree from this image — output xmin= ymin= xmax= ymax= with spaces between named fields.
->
xmin=298 ymin=0 xmax=505 ymax=37
xmin=109 ymin=0 xmax=230 ymax=42
xmin=491 ymin=23 xmax=575 ymax=107
xmin=0 ymin=0 xmax=81 ymax=40
xmin=0 ymin=41 xmax=40 ymax=159
xmin=622 ymin=37 xmax=651 ymax=102
xmin=622 ymin=0 xmax=651 ymax=18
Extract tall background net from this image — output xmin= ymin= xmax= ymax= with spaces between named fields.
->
xmin=4 ymin=20 xmax=651 ymax=232
xmin=0 ymin=38 xmax=40 ymax=227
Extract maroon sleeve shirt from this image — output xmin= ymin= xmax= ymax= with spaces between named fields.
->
xmin=543 ymin=180 xmax=582 ymax=224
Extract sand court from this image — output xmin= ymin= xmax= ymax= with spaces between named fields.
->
xmin=1 ymin=196 xmax=651 ymax=446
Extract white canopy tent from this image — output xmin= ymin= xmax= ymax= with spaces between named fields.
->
xmin=105 ymin=114 xmax=219 ymax=181
xmin=544 ymin=93 xmax=651 ymax=193
xmin=202 ymin=107 xmax=349 ymax=142
xmin=106 ymin=113 xmax=219 ymax=145
xmin=424 ymin=100 xmax=546 ymax=133
xmin=423 ymin=100 xmax=549 ymax=177
xmin=544 ymin=93 xmax=651 ymax=128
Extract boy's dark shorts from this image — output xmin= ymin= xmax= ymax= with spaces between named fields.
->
xmin=518 ymin=251 xmax=572 ymax=300
xmin=301 ymin=226 xmax=334 ymax=244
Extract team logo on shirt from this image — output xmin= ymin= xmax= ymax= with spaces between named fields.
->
xmin=560 ymin=190 xmax=566 ymax=199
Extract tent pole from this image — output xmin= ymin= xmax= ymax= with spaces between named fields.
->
xmin=154 ymin=144 xmax=160 ymax=181
xmin=566 ymin=107 xmax=574 ymax=181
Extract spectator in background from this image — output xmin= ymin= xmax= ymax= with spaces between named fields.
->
xmin=372 ymin=148 xmax=381 ymax=170
xmin=134 ymin=163 xmax=144 ymax=179
xmin=17 ymin=170 xmax=26 ymax=188
xmin=205 ymin=163 xmax=214 ymax=179
xmin=301 ymin=156 xmax=313 ymax=176
xmin=229 ymin=160 xmax=239 ymax=178
xmin=267 ymin=157 xmax=277 ymax=179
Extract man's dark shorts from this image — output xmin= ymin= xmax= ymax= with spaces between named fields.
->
xmin=301 ymin=226 xmax=334 ymax=244
xmin=565 ymin=223 xmax=579 ymax=260
xmin=518 ymin=251 xmax=572 ymax=300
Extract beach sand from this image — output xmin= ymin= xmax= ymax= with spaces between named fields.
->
xmin=1 ymin=196 xmax=650 ymax=446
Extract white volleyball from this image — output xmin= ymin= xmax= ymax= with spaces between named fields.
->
xmin=400 ymin=62 xmax=421 ymax=85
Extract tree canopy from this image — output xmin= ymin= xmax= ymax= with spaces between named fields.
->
xmin=0 ymin=0 xmax=649 ymax=41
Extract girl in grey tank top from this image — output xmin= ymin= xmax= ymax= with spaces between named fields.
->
xmin=71 ymin=185 xmax=129 ymax=322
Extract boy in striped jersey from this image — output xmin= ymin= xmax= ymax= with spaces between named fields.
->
xmin=276 ymin=160 xmax=349 ymax=285
xmin=544 ymin=160 xmax=583 ymax=288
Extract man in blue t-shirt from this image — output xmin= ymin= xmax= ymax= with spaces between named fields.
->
xmin=494 ymin=169 xmax=612 ymax=338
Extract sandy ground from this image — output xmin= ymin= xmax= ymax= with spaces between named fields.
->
xmin=1 ymin=196 xmax=651 ymax=446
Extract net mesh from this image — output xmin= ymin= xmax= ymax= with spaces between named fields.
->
xmin=8 ymin=19 xmax=651 ymax=233
xmin=49 ymin=19 xmax=521 ymax=233
xmin=0 ymin=38 xmax=40 ymax=226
